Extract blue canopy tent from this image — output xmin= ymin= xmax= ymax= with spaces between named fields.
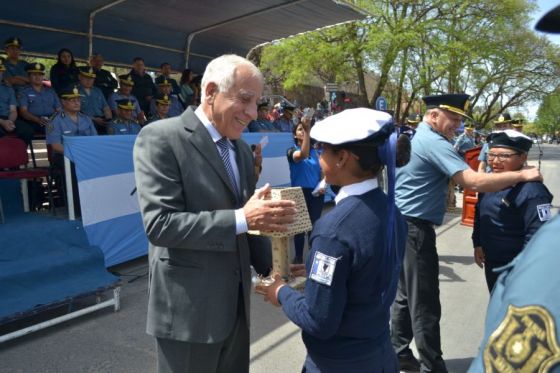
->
xmin=0 ymin=0 xmax=364 ymax=72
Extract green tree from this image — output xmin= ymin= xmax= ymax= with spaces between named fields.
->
xmin=535 ymin=91 xmax=560 ymax=135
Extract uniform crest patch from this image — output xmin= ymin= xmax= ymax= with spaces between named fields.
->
xmin=309 ymin=251 xmax=338 ymax=286
xmin=537 ymin=204 xmax=552 ymax=222
xmin=483 ymin=305 xmax=560 ymax=372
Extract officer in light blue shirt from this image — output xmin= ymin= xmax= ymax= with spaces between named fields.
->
xmin=0 ymin=58 xmax=18 ymax=138
xmin=453 ymin=124 xmax=475 ymax=157
xmin=78 ymin=66 xmax=112 ymax=132
xmin=150 ymin=78 xmax=183 ymax=118
xmin=107 ymin=99 xmax=141 ymax=135
xmin=273 ymin=102 xmax=296 ymax=132
xmin=392 ymin=94 xmax=543 ymax=373
xmin=46 ymin=85 xmax=97 ymax=155
xmin=108 ymin=74 xmax=144 ymax=123
xmin=248 ymin=101 xmax=278 ymax=132
xmin=469 ymin=7 xmax=560 ymax=372
xmin=3 ymin=37 xmax=28 ymax=91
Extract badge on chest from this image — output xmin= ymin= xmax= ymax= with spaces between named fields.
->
xmin=310 ymin=251 xmax=339 ymax=286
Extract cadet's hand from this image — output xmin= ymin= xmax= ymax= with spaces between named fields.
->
xmin=38 ymin=117 xmax=50 ymax=127
xmin=520 ymin=166 xmax=543 ymax=183
xmin=264 ymin=273 xmax=286 ymax=307
xmin=243 ymin=183 xmax=297 ymax=232
xmin=474 ymin=246 xmax=485 ymax=268
xmin=290 ymin=263 xmax=306 ymax=278
xmin=301 ymin=117 xmax=311 ymax=132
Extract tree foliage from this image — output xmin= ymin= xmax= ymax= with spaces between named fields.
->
xmin=535 ymin=90 xmax=560 ymax=135
xmin=259 ymin=0 xmax=560 ymax=126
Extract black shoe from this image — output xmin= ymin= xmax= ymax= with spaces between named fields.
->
xmin=398 ymin=354 xmax=421 ymax=372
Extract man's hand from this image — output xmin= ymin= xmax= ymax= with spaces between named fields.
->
xmin=474 ymin=246 xmax=485 ymax=268
xmin=0 ymin=119 xmax=15 ymax=132
xmin=290 ymin=263 xmax=306 ymax=278
xmin=92 ymin=117 xmax=107 ymax=127
xmin=243 ymin=183 xmax=297 ymax=232
xmin=301 ymin=117 xmax=311 ymax=132
xmin=38 ymin=117 xmax=50 ymax=127
xmin=520 ymin=166 xmax=543 ymax=183
xmin=264 ymin=273 xmax=286 ymax=307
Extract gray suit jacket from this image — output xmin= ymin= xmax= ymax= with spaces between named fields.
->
xmin=133 ymin=107 xmax=260 ymax=343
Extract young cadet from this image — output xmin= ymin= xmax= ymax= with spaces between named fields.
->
xmin=145 ymin=92 xmax=170 ymax=125
xmin=107 ymin=99 xmax=141 ymax=135
xmin=469 ymin=8 xmax=560 ymax=372
xmin=264 ymin=108 xmax=410 ymax=372
xmin=472 ymin=130 xmax=553 ymax=291
xmin=150 ymin=79 xmax=183 ymax=117
xmin=392 ymin=94 xmax=542 ymax=373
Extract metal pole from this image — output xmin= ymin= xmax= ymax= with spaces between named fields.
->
xmin=88 ymin=0 xmax=128 ymax=58
xmin=65 ymin=156 xmax=75 ymax=220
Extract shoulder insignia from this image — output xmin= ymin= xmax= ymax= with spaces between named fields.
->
xmin=537 ymin=204 xmax=553 ymax=222
xmin=309 ymin=251 xmax=339 ymax=286
xmin=46 ymin=122 xmax=54 ymax=134
xmin=483 ymin=305 xmax=560 ymax=372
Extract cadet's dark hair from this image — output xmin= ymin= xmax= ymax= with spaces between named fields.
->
xmin=332 ymin=134 xmax=411 ymax=176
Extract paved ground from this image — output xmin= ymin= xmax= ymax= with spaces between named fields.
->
xmin=0 ymin=144 xmax=557 ymax=373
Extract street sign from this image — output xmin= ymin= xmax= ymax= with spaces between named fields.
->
xmin=325 ymin=83 xmax=338 ymax=92
xmin=375 ymin=96 xmax=387 ymax=111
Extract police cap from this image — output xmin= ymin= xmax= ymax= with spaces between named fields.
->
xmin=25 ymin=63 xmax=45 ymax=74
xmin=494 ymin=112 xmax=513 ymax=125
xmin=116 ymin=99 xmax=135 ymax=110
xmin=119 ymin=74 xmax=134 ymax=86
xmin=4 ymin=37 xmax=22 ymax=49
xmin=157 ymin=79 xmax=172 ymax=87
xmin=536 ymin=5 xmax=560 ymax=33
xmin=155 ymin=93 xmax=170 ymax=105
xmin=423 ymin=94 xmax=471 ymax=119
xmin=406 ymin=113 xmax=422 ymax=125
xmin=487 ymin=130 xmax=532 ymax=153
xmin=59 ymin=85 xmax=82 ymax=99
xmin=0 ymin=58 xmax=6 ymax=72
xmin=79 ymin=66 xmax=96 ymax=78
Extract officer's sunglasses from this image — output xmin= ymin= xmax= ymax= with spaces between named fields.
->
xmin=487 ymin=152 xmax=521 ymax=161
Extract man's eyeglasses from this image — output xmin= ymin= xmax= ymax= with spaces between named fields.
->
xmin=487 ymin=152 xmax=520 ymax=161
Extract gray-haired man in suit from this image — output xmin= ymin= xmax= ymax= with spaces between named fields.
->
xmin=133 ymin=54 xmax=297 ymax=373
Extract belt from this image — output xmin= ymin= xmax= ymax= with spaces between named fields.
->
xmin=405 ymin=216 xmax=435 ymax=228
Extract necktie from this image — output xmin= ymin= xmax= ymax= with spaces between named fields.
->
xmin=216 ymin=137 xmax=240 ymax=200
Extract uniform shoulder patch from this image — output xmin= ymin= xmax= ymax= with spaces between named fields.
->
xmin=537 ymin=204 xmax=553 ymax=222
xmin=309 ymin=251 xmax=339 ymax=286
xmin=483 ymin=305 xmax=560 ymax=372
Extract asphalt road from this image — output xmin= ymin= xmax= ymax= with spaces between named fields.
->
xmin=0 ymin=144 xmax=558 ymax=373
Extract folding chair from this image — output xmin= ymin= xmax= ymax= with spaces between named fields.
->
xmin=0 ymin=137 xmax=54 ymax=217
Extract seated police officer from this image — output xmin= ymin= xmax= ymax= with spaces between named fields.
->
xmin=145 ymin=92 xmax=170 ymax=125
xmin=3 ymin=37 xmax=28 ymax=91
xmin=78 ymin=66 xmax=112 ymax=132
xmin=248 ymin=101 xmax=278 ymax=132
xmin=274 ymin=102 xmax=296 ymax=132
xmin=107 ymin=99 xmax=141 ymax=135
xmin=155 ymin=62 xmax=180 ymax=95
xmin=16 ymin=62 xmax=61 ymax=144
xmin=108 ymin=74 xmax=145 ymax=124
xmin=47 ymin=85 xmax=97 ymax=159
xmin=0 ymin=58 xmax=18 ymax=139
xmin=150 ymin=78 xmax=183 ymax=118
xmin=472 ymin=130 xmax=553 ymax=292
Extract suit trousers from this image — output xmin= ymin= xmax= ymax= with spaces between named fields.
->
xmin=156 ymin=285 xmax=249 ymax=373
xmin=390 ymin=218 xmax=448 ymax=373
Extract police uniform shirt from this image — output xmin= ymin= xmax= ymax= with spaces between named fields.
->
xmin=395 ymin=122 xmax=469 ymax=225
xmin=107 ymin=118 xmax=141 ymax=135
xmin=472 ymin=182 xmax=553 ymax=263
xmin=17 ymin=85 xmax=61 ymax=116
xmin=79 ymin=85 xmax=109 ymax=117
xmin=468 ymin=215 xmax=560 ymax=373
xmin=454 ymin=132 xmax=475 ymax=154
xmin=4 ymin=60 xmax=27 ymax=80
xmin=46 ymin=111 xmax=97 ymax=145
xmin=145 ymin=114 xmax=168 ymax=125
xmin=155 ymin=75 xmax=180 ymax=95
xmin=108 ymin=92 xmax=142 ymax=118
xmin=248 ymin=119 xmax=277 ymax=132
xmin=0 ymin=83 xmax=16 ymax=117
xmin=278 ymin=180 xmax=407 ymax=363
xmin=149 ymin=94 xmax=183 ymax=118
xmin=287 ymin=146 xmax=322 ymax=189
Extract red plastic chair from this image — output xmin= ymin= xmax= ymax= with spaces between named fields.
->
xmin=0 ymin=137 xmax=53 ymax=217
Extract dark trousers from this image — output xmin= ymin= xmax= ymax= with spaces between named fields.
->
xmin=156 ymin=286 xmax=249 ymax=373
xmin=390 ymin=218 xmax=447 ymax=373
xmin=294 ymin=187 xmax=324 ymax=260
xmin=484 ymin=259 xmax=509 ymax=293
xmin=14 ymin=118 xmax=43 ymax=145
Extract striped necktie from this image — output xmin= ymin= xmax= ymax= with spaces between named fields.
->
xmin=216 ymin=137 xmax=240 ymax=200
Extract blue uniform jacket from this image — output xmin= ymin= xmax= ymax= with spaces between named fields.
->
xmin=17 ymin=85 xmax=61 ymax=116
xmin=107 ymin=118 xmax=141 ymax=135
xmin=0 ymin=83 xmax=16 ymax=117
xmin=149 ymin=94 xmax=183 ymax=118
xmin=468 ymin=215 xmax=560 ymax=373
xmin=46 ymin=111 xmax=97 ymax=145
xmin=472 ymin=181 xmax=553 ymax=263
xmin=79 ymin=86 xmax=109 ymax=118
xmin=278 ymin=188 xmax=407 ymax=364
